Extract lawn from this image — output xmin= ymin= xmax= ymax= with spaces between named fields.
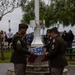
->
xmin=0 ymin=49 xmax=75 ymax=65
xmin=68 ymin=61 xmax=75 ymax=65
xmin=0 ymin=50 xmax=12 ymax=63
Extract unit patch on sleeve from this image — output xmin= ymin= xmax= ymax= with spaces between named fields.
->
xmin=17 ymin=40 xmax=21 ymax=45
xmin=52 ymin=44 xmax=54 ymax=49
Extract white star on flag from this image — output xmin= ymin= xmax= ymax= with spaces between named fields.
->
xmin=28 ymin=46 xmax=48 ymax=63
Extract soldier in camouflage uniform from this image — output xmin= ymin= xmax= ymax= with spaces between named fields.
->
xmin=43 ymin=29 xmax=52 ymax=52
xmin=45 ymin=27 xmax=68 ymax=75
xmin=10 ymin=24 xmax=32 ymax=75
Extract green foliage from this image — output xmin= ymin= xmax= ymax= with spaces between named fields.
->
xmin=21 ymin=0 xmax=35 ymax=24
xmin=0 ymin=50 xmax=12 ymax=63
xmin=20 ymin=0 xmax=75 ymax=27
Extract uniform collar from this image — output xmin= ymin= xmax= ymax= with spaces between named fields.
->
xmin=53 ymin=34 xmax=59 ymax=39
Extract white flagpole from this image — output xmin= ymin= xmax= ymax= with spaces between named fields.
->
xmin=31 ymin=0 xmax=43 ymax=47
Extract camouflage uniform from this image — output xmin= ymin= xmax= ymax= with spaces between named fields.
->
xmin=10 ymin=24 xmax=31 ymax=75
xmin=46 ymin=27 xmax=68 ymax=75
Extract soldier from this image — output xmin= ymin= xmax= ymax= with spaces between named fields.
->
xmin=10 ymin=23 xmax=32 ymax=75
xmin=43 ymin=29 xmax=50 ymax=45
xmin=43 ymin=29 xmax=52 ymax=52
xmin=45 ymin=27 xmax=68 ymax=75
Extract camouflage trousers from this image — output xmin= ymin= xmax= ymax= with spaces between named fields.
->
xmin=49 ymin=67 xmax=64 ymax=75
xmin=14 ymin=64 xmax=26 ymax=75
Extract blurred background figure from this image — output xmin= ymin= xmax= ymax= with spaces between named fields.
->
xmin=0 ymin=31 xmax=3 ymax=49
xmin=26 ymin=33 xmax=33 ymax=46
xmin=43 ymin=29 xmax=51 ymax=45
xmin=66 ymin=30 xmax=74 ymax=48
xmin=61 ymin=30 xmax=67 ymax=42
xmin=3 ymin=31 xmax=8 ymax=50
xmin=7 ymin=28 xmax=13 ymax=50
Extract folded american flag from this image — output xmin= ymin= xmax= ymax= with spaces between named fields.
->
xmin=29 ymin=46 xmax=44 ymax=55
xmin=28 ymin=46 xmax=48 ymax=63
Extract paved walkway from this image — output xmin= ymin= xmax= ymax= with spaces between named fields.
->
xmin=66 ymin=65 xmax=75 ymax=75
xmin=0 ymin=63 xmax=14 ymax=75
xmin=0 ymin=63 xmax=75 ymax=75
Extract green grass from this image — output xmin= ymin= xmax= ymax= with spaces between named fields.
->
xmin=0 ymin=50 xmax=75 ymax=65
xmin=68 ymin=61 xmax=75 ymax=65
xmin=0 ymin=59 xmax=10 ymax=63
xmin=0 ymin=50 xmax=12 ymax=63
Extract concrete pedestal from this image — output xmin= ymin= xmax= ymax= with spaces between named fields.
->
xmin=7 ymin=66 xmax=68 ymax=75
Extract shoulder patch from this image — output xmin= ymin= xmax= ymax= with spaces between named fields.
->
xmin=53 ymin=39 xmax=55 ymax=43
xmin=52 ymin=44 xmax=54 ymax=49
xmin=17 ymin=40 xmax=21 ymax=45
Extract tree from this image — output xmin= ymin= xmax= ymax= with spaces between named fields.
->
xmin=20 ymin=0 xmax=48 ymax=27
xmin=0 ymin=0 xmax=26 ymax=21
xmin=20 ymin=0 xmax=75 ymax=27
xmin=48 ymin=0 xmax=75 ymax=26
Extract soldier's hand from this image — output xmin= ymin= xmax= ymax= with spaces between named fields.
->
xmin=44 ymin=48 xmax=46 ymax=53
xmin=44 ymin=52 xmax=48 ymax=56
xmin=27 ymin=45 xmax=31 ymax=48
xmin=30 ymin=52 xmax=34 ymax=55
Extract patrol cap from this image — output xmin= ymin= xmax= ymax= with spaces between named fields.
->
xmin=46 ymin=29 xmax=52 ymax=33
xmin=50 ymin=27 xmax=59 ymax=34
xmin=19 ymin=23 xmax=28 ymax=29
xmin=47 ymin=29 xmax=49 ymax=33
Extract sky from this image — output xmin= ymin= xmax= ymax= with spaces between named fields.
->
xmin=0 ymin=0 xmax=75 ymax=35
xmin=0 ymin=7 xmax=22 ymax=34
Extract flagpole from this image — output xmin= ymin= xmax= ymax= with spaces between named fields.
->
xmin=31 ymin=0 xmax=43 ymax=47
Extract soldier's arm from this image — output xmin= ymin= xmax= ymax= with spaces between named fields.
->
xmin=47 ymin=39 xmax=60 ymax=57
xmin=14 ymin=37 xmax=31 ymax=55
